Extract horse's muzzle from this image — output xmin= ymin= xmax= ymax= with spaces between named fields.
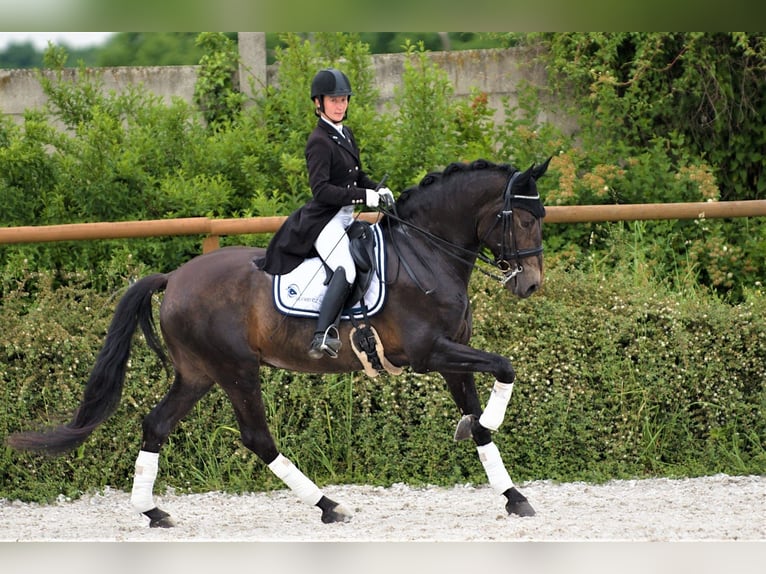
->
xmin=505 ymin=265 xmax=542 ymax=298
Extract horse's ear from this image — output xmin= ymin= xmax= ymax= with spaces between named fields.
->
xmin=512 ymin=165 xmax=533 ymax=189
xmin=532 ymin=156 xmax=553 ymax=180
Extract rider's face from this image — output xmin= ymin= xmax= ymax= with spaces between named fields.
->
xmin=318 ymin=95 xmax=348 ymax=123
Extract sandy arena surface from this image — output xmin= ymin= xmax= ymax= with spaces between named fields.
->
xmin=1 ymin=473 xmax=764 ymax=542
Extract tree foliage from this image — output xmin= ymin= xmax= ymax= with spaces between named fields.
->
xmin=96 ymin=32 xmax=214 ymax=67
xmin=521 ymin=32 xmax=766 ymax=300
xmin=538 ymin=32 xmax=766 ymax=202
xmin=0 ymin=33 xmax=506 ymax=70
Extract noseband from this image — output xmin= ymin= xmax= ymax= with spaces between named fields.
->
xmin=479 ymin=171 xmax=544 ymax=285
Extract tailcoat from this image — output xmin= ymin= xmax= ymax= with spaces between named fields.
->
xmin=256 ymin=119 xmax=378 ymax=275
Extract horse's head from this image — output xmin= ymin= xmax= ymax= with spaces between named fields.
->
xmin=478 ymin=158 xmax=550 ymax=298
xmin=392 ymin=158 xmax=550 ymax=298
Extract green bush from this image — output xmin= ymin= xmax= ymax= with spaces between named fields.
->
xmin=5 ymin=33 xmax=765 ymax=299
xmin=1 ymin=264 xmax=764 ymax=503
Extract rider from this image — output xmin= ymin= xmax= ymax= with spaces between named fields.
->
xmin=256 ymin=67 xmax=394 ymax=359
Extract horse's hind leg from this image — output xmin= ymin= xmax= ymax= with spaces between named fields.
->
xmin=442 ymin=371 xmax=535 ymax=518
xmin=130 ymin=370 xmax=214 ymax=528
xmin=218 ymin=363 xmax=352 ymax=524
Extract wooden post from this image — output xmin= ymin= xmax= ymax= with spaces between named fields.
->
xmin=202 ymin=235 xmax=220 ymax=253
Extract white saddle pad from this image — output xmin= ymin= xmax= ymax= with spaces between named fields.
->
xmin=272 ymin=223 xmax=386 ymax=319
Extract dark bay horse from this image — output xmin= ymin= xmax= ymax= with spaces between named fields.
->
xmin=7 ymin=158 xmax=550 ymax=527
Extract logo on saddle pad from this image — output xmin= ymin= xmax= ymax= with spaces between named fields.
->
xmin=272 ymin=223 xmax=386 ymax=319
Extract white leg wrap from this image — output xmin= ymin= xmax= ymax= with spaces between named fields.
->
xmin=130 ymin=450 xmax=159 ymax=513
xmin=477 ymin=442 xmax=514 ymax=495
xmin=479 ymin=381 xmax=514 ymax=431
xmin=268 ymin=454 xmax=323 ymax=506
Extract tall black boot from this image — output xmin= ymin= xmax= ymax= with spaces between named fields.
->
xmin=308 ymin=267 xmax=352 ymax=359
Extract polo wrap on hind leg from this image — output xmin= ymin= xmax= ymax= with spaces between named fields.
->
xmin=130 ymin=450 xmax=159 ymax=513
xmin=477 ymin=442 xmax=514 ymax=495
xmin=479 ymin=380 xmax=514 ymax=431
xmin=268 ymin=454 xmax=323 ymax=506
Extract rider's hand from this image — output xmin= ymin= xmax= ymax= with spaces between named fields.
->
xmin=378 ymin=187 xmax=395 ymax=207
xmin=365 ymin=189 xmax=380 ymax=208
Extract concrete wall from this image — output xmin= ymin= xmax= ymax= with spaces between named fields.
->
xmin=0 ymin=33 xmax=576 ymax=134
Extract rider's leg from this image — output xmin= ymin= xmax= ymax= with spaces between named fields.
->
xmin=309 ymin=207 xmax=356 ymax=359
xmin=308 ymin=266 xmax=352 ymax=358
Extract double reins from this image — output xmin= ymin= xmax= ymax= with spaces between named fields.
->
xmin=378 ymin=170 xmax=544 ymax=289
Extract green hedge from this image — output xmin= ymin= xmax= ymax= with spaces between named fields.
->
xmin=2 ymin=263 xmax=764 ymax=503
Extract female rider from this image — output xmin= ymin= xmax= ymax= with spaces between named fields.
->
xmin=256 ymin=68 xmax=393 ymax=359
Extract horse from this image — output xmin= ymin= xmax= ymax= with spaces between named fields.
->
xmin=6 ymin=157 xmax=551 ymax=527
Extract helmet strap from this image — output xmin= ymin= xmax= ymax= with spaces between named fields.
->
xmin=315 ymin=96 xmax=347 ymax=124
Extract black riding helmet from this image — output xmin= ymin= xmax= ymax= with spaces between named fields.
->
xmin=311 ymin=68 xmax=352 ymax=119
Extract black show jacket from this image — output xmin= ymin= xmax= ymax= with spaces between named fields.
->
xmin=256 ymin=119 xmax=378 ymax=275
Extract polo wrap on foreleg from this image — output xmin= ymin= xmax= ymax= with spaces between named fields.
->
xmin=479 ymin=380 xmax=514 ymax=431
xmin=477 ymin=442 xmax=514 ymax=495
xmin=130 ymin=450 xmax=159 ymax=513
xmin=268 ymin=454 xmax=323 ymax=506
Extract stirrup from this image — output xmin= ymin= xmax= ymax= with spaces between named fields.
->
xmin=308 ymin=326 xmax=342 ymax=359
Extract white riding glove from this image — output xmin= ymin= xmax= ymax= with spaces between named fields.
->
xmin=378 ymin=187 xmax=395 ymax=206
xmin=365 ymin=189 xmax=380 ymax=208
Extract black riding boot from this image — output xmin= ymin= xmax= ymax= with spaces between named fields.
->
xmin=308 ymin=267 xmax=352 ymax=359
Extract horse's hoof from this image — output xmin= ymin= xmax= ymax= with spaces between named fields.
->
xmin=321 ymin=503 xmax=353 ymax=524
xmin=506 ymin=499 xmax=536 ymax=517
xmin=505 ymin=488 xmax=536 ymax=517
xmin=453 ymin=414 xmax=476 ymax=441
xmin=144 ymin=507 xmax=175 ymax=528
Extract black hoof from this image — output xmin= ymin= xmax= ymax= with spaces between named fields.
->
xmin=317 ymin=496 xmax=353 ymax=523
xmin=321 ymin=503 xmax=353 ymax=523
xmin=144 ymin=507 xmax=175 ymax=528
xmin=453 ymin=414 xmax=476 ymax=441
xmin=505 ymin=487 xmax=536 ymax=517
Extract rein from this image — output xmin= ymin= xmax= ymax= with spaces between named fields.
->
xmin=379 ymin=171 xmax=544 ymax=291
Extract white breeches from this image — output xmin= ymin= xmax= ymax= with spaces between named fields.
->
xmin=314 ymin=206 xmax=356 ymax=284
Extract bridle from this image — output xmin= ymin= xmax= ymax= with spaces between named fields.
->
xmin=379 ymin=170 xmax=544 ymax=291
xmin=477 ymin=170 xmax=544 ymax=285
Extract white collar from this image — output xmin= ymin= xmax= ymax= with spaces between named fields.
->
xmin=320 ymin=116 xmax=345 ymax=138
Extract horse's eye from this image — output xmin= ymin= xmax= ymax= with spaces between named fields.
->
xmin=519 ymin=215 xmax=535 ymax=229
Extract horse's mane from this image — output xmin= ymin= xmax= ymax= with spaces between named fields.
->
xmin=397 ymin=159 xmax=517 ymax=207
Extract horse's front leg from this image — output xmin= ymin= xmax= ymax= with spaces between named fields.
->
xmin=430 ymin=337 xmax=517 ymax=434
xmin=437 ymin=351 xmax=535 ymax=518
xmin=219 ymin=365 xmax=353 ymax=524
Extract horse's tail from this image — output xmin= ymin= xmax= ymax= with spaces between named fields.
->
xmin=6 ymin=273 xmax=169 ymax=456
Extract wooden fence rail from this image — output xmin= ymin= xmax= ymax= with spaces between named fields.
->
xmin=1 ymin=200 xmax=765 ymax=253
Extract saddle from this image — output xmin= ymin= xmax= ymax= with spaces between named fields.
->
xmin=345 ymin=220 xmax=377 ymax=305
xmin=268 ymin=221 xmax=400 ymax=377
